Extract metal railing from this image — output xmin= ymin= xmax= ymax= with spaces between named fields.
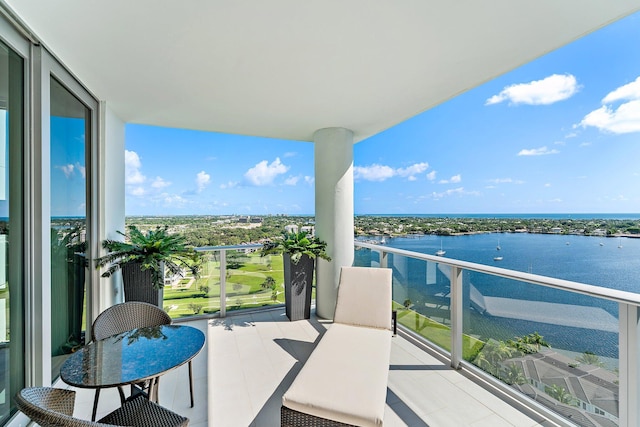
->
xmin=355 ymin=240 xmax=640 ymax=427
xmin=180 ymin=241 xmax=640 ymax=426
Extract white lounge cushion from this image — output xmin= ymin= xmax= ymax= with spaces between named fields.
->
xmin=334 ymin=267 xmax=392 ymax=330
xmin=282 ymin=323 xmax=391 ymax=427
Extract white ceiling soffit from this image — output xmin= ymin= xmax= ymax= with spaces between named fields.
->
xmin=6 ymin=1 xmax=640 ymax=142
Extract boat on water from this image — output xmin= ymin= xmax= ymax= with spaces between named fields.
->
xmin=493 ymin=256 xmax=503 ymax=261
xmin=435 ymin=240 xmax=445 ymax=256
xmin=496 ymin=239 xmax=501 ymax=251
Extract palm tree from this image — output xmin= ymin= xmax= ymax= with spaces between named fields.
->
xmin=473 ymin=339 xmax=516 ymax=376
xmin=576 ymin=351 xmax=605 ymax=367
xmin=96 ymin=225 xmax=202 ymax=289
xmin=501 ymin=363 xmax=526 ymax=385
xmin=262 ymin=276 xmax=276 ymax=289
xmin=545 ymin=384 xmax=576 ymax=406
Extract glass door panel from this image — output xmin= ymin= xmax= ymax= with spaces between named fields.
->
xmin=0 ymin=38 xmax=24 ymax=424
xmin=50 ymin=77 xmax=88 ymax=377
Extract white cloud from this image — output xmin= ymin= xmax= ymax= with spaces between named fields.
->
xmin=283 ymin=152 xmax=297 ymax=158
xmin=196 ymin=171 xmax=211 ymax=192
xmin=426 ymin=171 xmax=437 ymax=181
xmin=354 ymin=164 xmax=396 ymax=181
xmin=129 ymin=186 xmax=146 ymax=197
xmin=304 ymin=176 xmax=314 ymax=185
xmin=431 ymin=187 xmax=469 ymax=200
xmin=580 ymin=141 xmax=592 ymax=147
xmin=486 ymin=74 xmax=579 ymax=106
xmin=397 ymin=162 xmax=429 ymax=179
xmin=354 ymin=162 xmax=430 ymax=182
xmin=544 ymin=183 xmax=552 ymax=187
xmin=602 ymin=76 xmax=640 ymax=103
xmin=77 ymin=164 xmax=86 ymax=179
xmin=125 ymin=150 xmax=146 ymax=185
xmin=488 ymin=178 xmax=524 ymax=184
xmin=284 ymin=176 xmax=299 ymax=186
xmin=244 ymin=158 xmax=289 ymax=186
xmin=578 ymin=76 xmax=640 ymax=134
xmin=517 ymin=146 xmax=560 ymax=156
xmin=220 ymin=181 xmax=239 ymax=189
xmin=151 ymin=177 xmax=171 ymax=189
xmin=61 ymin=164 xmax=74 ymax=178
xmin=439 ymin=174 xmax=461 ymax=184
xmin=578 ymin=100 xmax=640 ymax=134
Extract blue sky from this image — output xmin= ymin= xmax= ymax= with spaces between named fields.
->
xmin=124 ymin=12 xmax=640 ymax=216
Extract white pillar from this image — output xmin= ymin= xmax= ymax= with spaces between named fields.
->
xmin=98 ymin=103 xmax=126 ymax=311
xmin=314 ymin=127 xmax=354 ymax=319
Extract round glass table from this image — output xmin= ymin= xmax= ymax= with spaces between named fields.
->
xmin=60 ymin=324 xmax=205 ymax=418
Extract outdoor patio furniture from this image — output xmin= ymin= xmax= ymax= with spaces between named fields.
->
xmin=281 ymin=266 xmax=393 ymax=427
xmin=89 ymin=302 xmax=196 ymax=419
xmin=15 ymin=386 xmax=189 ymax=427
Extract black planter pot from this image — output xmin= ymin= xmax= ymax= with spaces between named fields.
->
xmin=121 ymin=262 xmax=164 ymax=307
xmin=283 ymin=253 xmax=314 ymax=321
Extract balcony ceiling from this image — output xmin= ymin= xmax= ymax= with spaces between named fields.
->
xmin=6 ymin=1 xmax=640 ymax=142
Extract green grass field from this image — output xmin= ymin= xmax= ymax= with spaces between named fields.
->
xmin=163 ymin=251 xmax=285 ymax=318
xmin=394 ymin=302 xmax=484 ymax=361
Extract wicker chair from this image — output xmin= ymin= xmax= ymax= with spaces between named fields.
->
xmin=15 ymin=387 xmax=188 ymax=427
xmin=90 ymin=302 xmax=195 ymax=420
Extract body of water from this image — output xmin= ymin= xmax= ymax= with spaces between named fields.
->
xmin=356 ymin=232 xmax=640 ymax=359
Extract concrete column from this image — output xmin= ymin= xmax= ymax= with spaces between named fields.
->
xmin=98 ymin=103 xmax=126 ymax=311
xmin=314 ymin=127 xmax=354 ymax=319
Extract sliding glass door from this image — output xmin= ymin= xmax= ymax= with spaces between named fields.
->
xmin=0 ymin=38 xmax=24 ymax=424
xmin=49 ymin=77 xmax=89 ymax=372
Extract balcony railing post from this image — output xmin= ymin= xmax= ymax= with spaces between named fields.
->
xmin=379 ymin=249 xmax=388 ymax=269
xmin=619 ymin=302 xmax=639 ymax=427
xmin=450 ymin=266 xmax=463 ymax=369
xmin=220 ymin=250 xmax=226 ymax=318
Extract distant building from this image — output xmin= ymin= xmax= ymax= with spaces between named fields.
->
xmin=284 ymin=224 xmax=299 ymax=234
xmin=301 ymin=225 xmax=315 ymax=236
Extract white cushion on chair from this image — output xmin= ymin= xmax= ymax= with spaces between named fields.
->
xmin=282 ymin=323 xmax=391 ymax=427
xmin=333 ymin=267 xmax=392 ymax=330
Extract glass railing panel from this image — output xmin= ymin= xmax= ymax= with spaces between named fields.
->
xmin=162 ymin=249 xmax=220 ymax=318
xmin=388 ymin=253 xmax=454 ymax=354
xmin=164 ymin=249 xmax=284 ymax=319
xmin=224 ymin=250 xmax=284 ymax=313
xmin=464 ymin=270 xmax=619 ymax=427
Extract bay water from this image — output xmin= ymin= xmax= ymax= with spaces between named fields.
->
xmin=357 ymin=232 xmax=640 ymax=359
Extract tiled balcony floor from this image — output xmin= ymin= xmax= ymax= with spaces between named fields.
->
xmin=61 ymin=307 xmax=553 ymax=427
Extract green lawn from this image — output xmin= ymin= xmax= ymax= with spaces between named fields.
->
xmin=163 ymin=251 xmax=285 ymax=318
xmin=394 ymin=302 xmax=484 ymax=361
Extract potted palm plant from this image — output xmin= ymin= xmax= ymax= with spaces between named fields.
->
xmin=261 ymin=231 xmax=331 ymax=320
xmin=96 ymin=225 xmax=202 ymax=306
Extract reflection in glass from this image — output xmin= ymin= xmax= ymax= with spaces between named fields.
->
xmin=0 ymin=39 xmax=24 ymax=423
xmin=50 ymin=77 xmax=89 ymax=378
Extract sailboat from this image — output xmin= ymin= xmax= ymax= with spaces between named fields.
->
xmin=435 ymin=240 xmax=446 ymax=256
xmin=618 ymin=238 xmax=623 ymax=249
xmin=496 ymin=238 xmax=501 ymax=251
